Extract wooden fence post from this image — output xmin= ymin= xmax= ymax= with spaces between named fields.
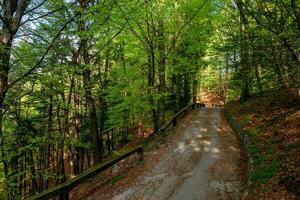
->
xmin=137 ymin=148 xmax=143 ymax=163
xmin=173 ymin=117 xmax=177 ymax=127
xmin=59 ymin=192 xmax=69 ymax=200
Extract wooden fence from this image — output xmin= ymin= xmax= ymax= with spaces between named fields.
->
xmin=158 ymin=103 xmax=195 ymax=133
xmin=27 ymin=103 xmax=199 ymax=200
xmin=27 ymin=146 xmax=143 ymax=200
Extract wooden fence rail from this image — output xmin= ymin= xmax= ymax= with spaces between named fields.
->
xmin=27 ymin=146 xmax=143 ymax=200
xmin=27 ymin=103 xmax=199 ymax=200
xmin=158 ymin=103 xmax=195 ymax=133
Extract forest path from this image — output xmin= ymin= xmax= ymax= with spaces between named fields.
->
xmin=89 ymin=108 xmax=245 ymax=200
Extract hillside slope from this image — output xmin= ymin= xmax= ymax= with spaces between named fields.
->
xmin=226 ymin=90 xmax=300 ymax=199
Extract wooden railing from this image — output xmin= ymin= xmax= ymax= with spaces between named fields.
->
xmin=27 ymin=103 xmax=200 ymax=200
xmin=196 ymin=102 xmax=206 ymax=108
xmin=157 ymin=103 xmax=195 ymax=133
xmin=27 ymin=146 xmax=143 ymax=200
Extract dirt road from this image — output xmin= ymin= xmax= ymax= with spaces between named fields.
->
xmin=108 ymin=108 xmax=245 ymax=200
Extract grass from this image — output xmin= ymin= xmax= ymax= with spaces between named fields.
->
xmin=110 ymin=175 xmax=124 ymax=185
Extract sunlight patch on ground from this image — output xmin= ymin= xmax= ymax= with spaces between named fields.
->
xmin=174 ymin=142 xmax=187 ymax=153
xmin=200 ymin=140 xmax=212 ymax=146
xmin=211 ymin=148 xmax=220 ymax=153
xmin=229 ymin=146 xmax=238 ymax=151
xmin=194 ymin=147 xmax=201 ymax=152
xmin=201 ymin=128 xmax=208 ymax=133
xmin=196 ymin=134 xmax=203 ymax=139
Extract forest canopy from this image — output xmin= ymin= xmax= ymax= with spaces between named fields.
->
xmin=0 ymin=0 xmax=299 ymax=199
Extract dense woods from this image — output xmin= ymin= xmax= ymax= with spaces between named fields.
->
xmin=0 ymin=0 xmax=299 ymax=199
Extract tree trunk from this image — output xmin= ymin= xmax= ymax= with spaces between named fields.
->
xmin=148 ymin=49 xmax=159 ymax=132
xmin=254 ymin=64 xmax=263 ymax=93
xmin=56 ymin=103 xmax=66 ymax=184
xmin=175 ymin=74 xmax=182 ymax=112
xmin=193 ymin=80 xmax=197 ymax=105
xmin=0 ymin=2 xmax=29 ymax=196
xmin=236 ymin=0 xmax=251 ymax=101
xmin=0 ymin=40 xmax=11 ymax=179
xmin=83 ymin=69 xmax=103 ymax=163
xmin=78 ymin=0 xmax=103 ymax=164
xmin=157 ymin=20 xmax=166 ymax=127
xmin=290 ymin=0 xmax=300 ymax=34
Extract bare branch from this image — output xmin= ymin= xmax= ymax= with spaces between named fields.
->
xmin=24 ymin=0 xmax=47 ymax=15
xmin=21 ymin=5 xmax=70 ymax=26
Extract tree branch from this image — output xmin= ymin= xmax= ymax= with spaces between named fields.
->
xmin=23 ymin=0 xmax=48 ymax=15
xmin=89 ymin=20 xmax=128 ymax=61
xmin=165 ymin=1 xmax=208 ymax=59
xmin=14 ymin=0 xmax=29 ymax=26
xmin=7 ymin=13 xmax=79 ymax=90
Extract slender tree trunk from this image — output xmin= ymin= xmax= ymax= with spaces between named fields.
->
xmin=56 ymin=103 xmax=66 ymax=184
xmin=236 ymin=0 xmax=251 ymax=101
xmin=28 ymin=150 xmax=38 ymax=195
xmin=290 ymin=0 xmax=300 ymax=33
xmin=148 ymin=49 xmax=159 ymax=132
xmin=254 ymin=64 xmax=263 ymax=93
xmin=0 ymin=40 xmax=10 ymax=180
xmin=83 ymin=69 xmax=103 ymax=163
xmin=99 ymin=49 xmax=109 ymax=151
xmin=193 ymin=80 xmax=197 ymax=105
xmin=78 ymin=0 xmax=103 ymax=164
xmin=157 ymin=20 xmax=166 ymax=127
xmin=175 ymin=74 xmax=182 ymax=112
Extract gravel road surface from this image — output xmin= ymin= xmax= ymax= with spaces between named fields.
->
xmin=110 ymin=108 xmax=245 ymax=200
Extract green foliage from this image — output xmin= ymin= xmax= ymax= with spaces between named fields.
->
xmin=107 ymin=61 xmax=150 ymax=128
xmin=246 ymin=127 xmax=260 ymax=138
xmin=251 ymin=157 xmax=281 ymax=184
xmin=1 ymin=0 xmax=299 ymax=198
xmin=249 ymin=138 xmax=281 ymax=184
xmin=110 ymin=175 xmax=124 ymax=185
xmin=0 ymin=191 xmax=8 ymax=200
xmin=241 ymin=116 xmax=250 ymax=127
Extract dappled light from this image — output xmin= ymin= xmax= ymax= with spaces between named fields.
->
xmin=0 ymin=0 xmax=299 ymax=199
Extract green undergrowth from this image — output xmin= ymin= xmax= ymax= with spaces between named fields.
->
xmin=248 ymin=138 xmax=281 ymax=184
xmin=110 ymin=175 xmax=124 ymax=185
xmin=234 ymin=109 xmax=282 ymax=187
